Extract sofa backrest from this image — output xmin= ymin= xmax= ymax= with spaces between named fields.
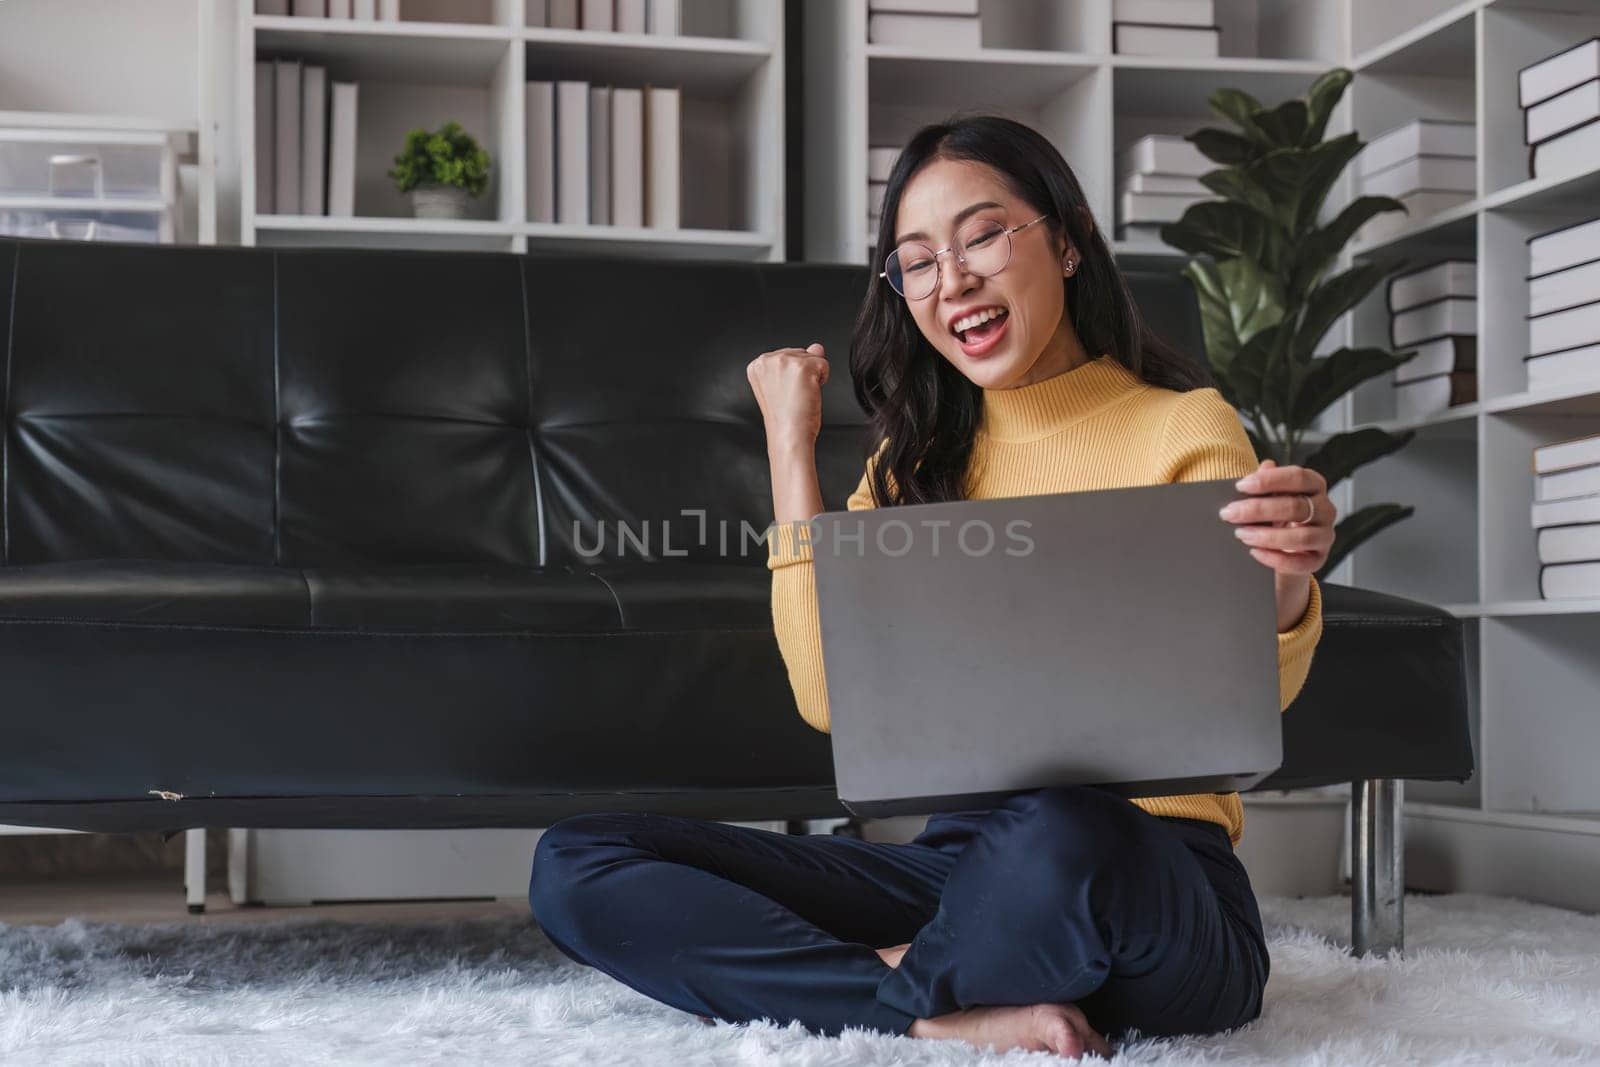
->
xmin=0 ymin=238 xmax=1202 ymax=569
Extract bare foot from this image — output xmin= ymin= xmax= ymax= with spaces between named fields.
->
xmin=910 ymin=1003 xmax=1113 ymax=1060
xmin=875 ymin=942 xmax=911 ymax=968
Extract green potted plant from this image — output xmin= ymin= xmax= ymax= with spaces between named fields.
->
xmin=387 ymin=120 xmax=491 ymax=219
xmin=1160 ymin=68 xmax=1420 ymax=580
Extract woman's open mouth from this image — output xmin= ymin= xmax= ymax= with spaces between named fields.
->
xmin=956 ymin=308 xmax=1010 ymax=358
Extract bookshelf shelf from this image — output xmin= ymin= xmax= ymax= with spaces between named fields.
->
xmin=1483 ymin=382 xmax=1600 ymax=416
xmin=240 ymin=0 xmax=786 ymax=261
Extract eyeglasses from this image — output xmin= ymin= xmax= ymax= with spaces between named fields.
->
xmin=879 ymin=213 xmax=1053 ymax=301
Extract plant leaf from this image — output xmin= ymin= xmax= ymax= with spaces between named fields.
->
xmin=1292 ymin=346 xmax=1418 ymax=426
xmin=1302 ymin=427 xmax=1416 ymax=490
xmin=1293 ymin=261 xmax=1388 ymax=363
xmin=1209 ymin=88 xmax=1267 ymax=138
xmin=1250 ymin=99 xmax=1309 ymax=147
xmin=1161 ymin=202 xmax=1284 ymax=270
xmin=1181 ymin=258 xmax=1244 ymax=369
xmin=1228 ymin=321 xmax=1284 ymax=414
xmin=1289 ymin=195 xmax=1406 ymax=296
xmin=1317 ymin=502 xmax=1413 ymax=579
xmin=1187 ymin=127 xmax=1261 ymax=166
xmin=1199 ymin=167 xmax=1281 ymax=219
xmin=1304 ymin=68 xmax=1353 ymax=144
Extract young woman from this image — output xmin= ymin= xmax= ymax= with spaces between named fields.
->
xmin=529 ymin=114 xmax=1333 ymax=1059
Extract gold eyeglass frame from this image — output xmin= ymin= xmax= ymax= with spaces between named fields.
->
xmin=878 ymin=213 xmax=1054 ymax=299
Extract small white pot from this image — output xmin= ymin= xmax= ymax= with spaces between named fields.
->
xmin=410 ymin=184 xmax=472 ymax=219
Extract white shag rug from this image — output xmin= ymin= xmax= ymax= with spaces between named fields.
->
xmin=2 ymin=893 xmax=1599 ymax=1066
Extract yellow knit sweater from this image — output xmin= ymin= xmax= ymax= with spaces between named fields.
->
xmin=766 ymin=352 xmax=1323 ymax=846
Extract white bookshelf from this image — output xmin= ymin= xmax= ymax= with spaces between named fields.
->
xmin=802 ymin=0 xmax=1600 ymax=902
xmin=238 ymin=0 xmax=785 ymax=259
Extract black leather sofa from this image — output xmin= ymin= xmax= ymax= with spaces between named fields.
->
xmin=0 ymin=236 xmax=1470 ymax=950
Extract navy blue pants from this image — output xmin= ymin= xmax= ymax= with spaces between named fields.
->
xmin=528 ymin=785 xmax=1269 ymax=1041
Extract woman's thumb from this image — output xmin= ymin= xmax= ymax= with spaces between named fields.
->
xmin=806 ymin=341 xmax=825 ymax=355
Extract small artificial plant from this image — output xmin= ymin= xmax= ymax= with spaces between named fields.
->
xmin=1160 ymin=68 xmax=1420 ymax=580
xmin=387 ymin=120 xmax=491 ymax=197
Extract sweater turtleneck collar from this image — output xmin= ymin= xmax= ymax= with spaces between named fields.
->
xmin=976 ymin=353 xmax=1145 ymax=442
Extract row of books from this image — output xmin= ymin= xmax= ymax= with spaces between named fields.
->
xmin=256 ymin=0 xmax=685 ymax=33
xmin=1116 ymin=134 xmax=1208 ymax=240
xmin=1388 ymin=260 xmax=1477 ymax=420
xmin=527 ymin=82 xmax=680 ymax=228
xmin=867 ymin=146 xmax=896 ymax=240
xmin=1527 ymin=217 xmax=1600 ymax=391
xmin=1519 ymin=37 xmax=1599 ymax=182
xmin=1531 ymin=432 xmax=1600 ymax=599
xmin=253 ymin=60 xmax=358 ymax=217
xmin=1112 ymin=0 xmax=1219 ymax=59
xmin=866 ymin=0 xmax=980 ymax=50
xmin=1356 ymin=119 xmax=1474 ymax=246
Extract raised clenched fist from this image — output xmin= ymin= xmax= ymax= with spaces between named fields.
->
xmin=747 ymin=341 xmax=830 ymax=450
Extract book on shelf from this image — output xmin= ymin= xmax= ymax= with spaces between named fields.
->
xmin=644 ymin=85 xmax=680 ymax=229
xmin=1359 ymin=120 xmax=1474 ymax=178
xmin=353 ymin=0 xmax=374 ymax=18
xmin=1358 ymin=189 xmax=1472 ymax=246
xmin=1113 ymin=22 xmax=1220 ymax=58
xmin=582 ymin=0 xmax=613 ymax=31
xmin=617 ymin=0 xmax=647 ymax=34
xmin=1113 ymin=0 xmax=1214 ymax=26
xmin=868 ymin=146 xmax=900 ymax=183
xmin=328 ymin=0 xmax=350 ymax=17
xmin=1534 ymin=431 xmax=1600 ymax=474
xmin=290 ymin=0 xmax=322 ymax=15
xmin=589 ymin=86 xmax=612 ymax=225
xmin=1528 ymin=257 xmax=1600 ymax=317
xmin=1529 ymin=298 xmax=1600 ymax=357
xmin=273 ymin=58 xmax=301 ymax=215
xmin=327 ymin=81 xmax=358 ymax=216
xmin=611 ymin=86 xmax=644 ymax=227
xmin=1119 ymin=134 xmax=1209 ymax=178
xmin=1538 ymin=463 xmax=1600 ymax=504
xmin=1392 ymin=296 xmax=1476 ymax=348
xmin=1538 ymin=522 xmax=1600 ymax=564
xmin=1541 ymin=560 xmax=1600 ymax=599
xmin=649 ymin=0 xmax=680 ymax=35
xmin=1531 ymin=492 xmax=1600 ymax=530
xmin=556 ymin=80 xmax=590 ymax=225
xmin=543 ymin=0 xmax=579 ymax=29
xmin=1358 ymin=155 xmax=1475 ymax=199
xmin=1388 ymin=259 xmax=1475 ymax=313
xmin=1525 ymin=78 xmax=1600 ymax=146
xmin=868 ymin=0 xmax=979 ymax=13
xmin=1394 ymin=371 xmax=1474 ymax=420
xmin=868 ymin=13 xmax=981 ymax=49
xmin=1530 ymin=117 xmax=1600 ymax=181
xmin=526 ymin=81 xmax=555 ymax=223
xmin=300 ymin=65 xmax=327 ymax=217
xmin=255 ymin=0 xmax=288 ymax=13
xmin=253 ymin=61 xmax=274 ymax=214
xmin=1395 ymin=335 xmax=1476 ymax=385
xmin=1519 ymin=37 xmax=1600 ymax=108
xmin=1525 ymin=341 xmax=1600 ymax=391
xmin=1123 ymin=173 xmax=1207 ymax=195
xmin=1528 ymin=217 xmax=1600 ymax=278
xmin=1119 ymin=189 xmax=1203 ymax=225
xmin=379 ymin=0 xmax=398 ymax=20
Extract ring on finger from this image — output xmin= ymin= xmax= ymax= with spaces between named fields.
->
xmin=1286 ymin=493 xmax=1315 ymax=527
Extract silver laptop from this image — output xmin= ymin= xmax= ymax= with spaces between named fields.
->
xmin=810 ymin=477 xmax=1283 ymax=818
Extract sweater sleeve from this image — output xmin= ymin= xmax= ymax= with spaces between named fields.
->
xmin=766 ymin=442 xmax=886 ymax=735
xmin=1158 ymin=387 xmax=1324 ymax=713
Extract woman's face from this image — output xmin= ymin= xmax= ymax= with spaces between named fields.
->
xmin=890 ymin=158 xmax=1082 ymax=390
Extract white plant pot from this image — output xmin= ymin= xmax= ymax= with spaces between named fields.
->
xmin=410 ymin=184 xmax=472 ymax=219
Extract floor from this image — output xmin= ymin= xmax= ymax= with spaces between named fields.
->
xmin=0 ymin=871 xmax=530 ymax=928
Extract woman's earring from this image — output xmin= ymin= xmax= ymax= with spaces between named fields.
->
xmin=1063 ymin=257 xmax=1076 ymax=276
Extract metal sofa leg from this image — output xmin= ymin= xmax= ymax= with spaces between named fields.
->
xmin=184 ymin=828 xmax=207 ymax=914
xmin=1351 ymin=778 xmax=1403 ymax=957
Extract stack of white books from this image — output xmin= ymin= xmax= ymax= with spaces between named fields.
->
xmin=1389 ymin=260 xmax=1477 ymax=420
xmin=1530 ymin=432 xmax=1600 ymax=600
xmin=254 ymin=60 xmax=360 ymax=217
xmin=1525 ymin=217 xmax=1600 ymax=390
xmin=1356 ymin=119 xmax=1475 ymax=246
xmin=527 ymin=80 xmax=679 ymax=228
xmin=258 ymin=0 xmax=401 ymax=20
xmin=867 ymin=0 xmax=980 ymax=50
xmin=1116 ymin=134 xmax=1209 ymax=241
xmin=1519 ymin=37 xmax=1599 ymax=181
xmin=1112 ymin=0 xmax=1220 ymax=58
xmin=867 ymin=145 xmax=898 ymax=249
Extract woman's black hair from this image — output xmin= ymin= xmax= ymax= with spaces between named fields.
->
xmin=853 ymin=112 xmax=1212 ymax=508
